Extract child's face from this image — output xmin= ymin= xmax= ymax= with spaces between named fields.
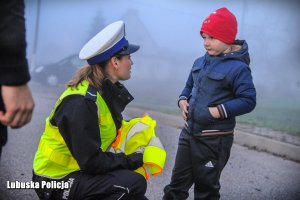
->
xmin=201 ymin=33 xmax=231 ymax=56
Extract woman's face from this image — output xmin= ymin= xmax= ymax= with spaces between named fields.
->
xmin=113 ymin=55 xmax=133 ymax=81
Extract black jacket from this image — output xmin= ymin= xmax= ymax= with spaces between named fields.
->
xmin=0 ymin=0 xmax=30 ymax=86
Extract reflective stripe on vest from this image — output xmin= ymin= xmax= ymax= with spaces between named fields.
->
xmin=33 ymin=80 xmax=116 ymax=179
xmin=112 ymin=115 xmax=167 ymax=180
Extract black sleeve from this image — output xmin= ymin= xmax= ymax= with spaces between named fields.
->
xmin=52 ymin=95 xmax=142 ymax=174
xmin=0 ymin=0 xmax=30 ymax=86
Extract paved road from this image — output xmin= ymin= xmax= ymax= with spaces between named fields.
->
xmin=0 ymin=83 xmax=300 ymax=200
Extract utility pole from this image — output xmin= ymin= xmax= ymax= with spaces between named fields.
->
xmin=30 ymin=0 xmax=41 ymax=72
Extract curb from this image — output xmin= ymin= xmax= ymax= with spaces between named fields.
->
xmin=234 ymin=130 xmax=300 ymax=162
xmin=125 ymin=107 xmax=300 ymax=163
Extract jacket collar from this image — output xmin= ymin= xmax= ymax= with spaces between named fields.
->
xmin=101 ymin=78 xmax=134 ymax=129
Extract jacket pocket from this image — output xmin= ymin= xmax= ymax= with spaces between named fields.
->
xmin=207 ymin=71 xmax=226 ymax=80
xmin=193 ymin=106 xmax=216 ymax=125
xmin=203 ymin=71 xmax=226 ymax=94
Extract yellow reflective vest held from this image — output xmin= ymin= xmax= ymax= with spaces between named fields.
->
xmin=112 ymin=115 xmax=167 ymax=180
xmin=33 ymin=80 xmax=116 ymax=179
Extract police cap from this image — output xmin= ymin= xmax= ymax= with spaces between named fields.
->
xmin=79 ymin=21 xmax=139 ymax=65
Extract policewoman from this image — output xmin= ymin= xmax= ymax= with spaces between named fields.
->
xmin=32 ymin=21 xmax=148 ymax=200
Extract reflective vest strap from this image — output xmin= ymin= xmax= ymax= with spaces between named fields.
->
xmin=48 ymin=80 xmax=90 ymax=121
xmin=99 ymin=113 xmax=113 ymax=126
xmin=134 ymin=166 xmax=149 ymax=180
xmin=140 ymin=115 xmax=156 ymax=129
xmin=112 ymin=129 xmax=122 ymax=148
xmin=38 ymin=140 xmax=78 ymax=168
xmin=48 ymin=101 xmax=59 ymax=120
xmin=111 ymin=120 xmax=130 ymax=150
xmin=143 ymin=145 xmax=166 ymax=176
xmin=43 ymin=118 xmax=66 ymax=145
xmin=145 ymin=163 xmax=163 ymax=176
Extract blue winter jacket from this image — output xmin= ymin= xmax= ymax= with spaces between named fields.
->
xmin=180 ymin=40 xmax=256 ymax=133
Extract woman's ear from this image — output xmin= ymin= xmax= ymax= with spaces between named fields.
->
xmin=110 ymin=57 xmax=119 ymax=71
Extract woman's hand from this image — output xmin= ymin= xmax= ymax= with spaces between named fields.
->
xmin=127 ymin=152 xmax=144 ymax=170
xmin=179 ymin=100 xmax=189 ymax=121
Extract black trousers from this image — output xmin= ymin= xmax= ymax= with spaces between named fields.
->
xmin=0 ymin=124 xmax=7 ymax=158
xmin=0 ymin=87 xmax=7 ymax=159
xmin=163 ymin=129 xmax=233 ymax=200
xmin=33 ymin=169 xmax=148 ymax=200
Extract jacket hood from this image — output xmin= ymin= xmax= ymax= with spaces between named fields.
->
xmin=206 ymin=40 xmax=250 ymax=65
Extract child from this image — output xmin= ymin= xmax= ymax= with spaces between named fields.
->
xmin=163 ymin=7 xmax=256 ymax=199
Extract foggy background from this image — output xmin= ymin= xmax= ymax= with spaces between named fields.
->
xmin=24 ymin=0 xmax=300 ymax=121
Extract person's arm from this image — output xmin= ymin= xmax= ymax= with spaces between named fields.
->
xmin=52 ymin=95 xmax=143 ymax=175
xmin=214 ymin=66 xmax=256 ymax=119
xmin=178 ymin=72 xmax=193 ymax=120
xmin=178 ymin=71 xmax=193 ymax=102
xmin=0 ymin=0 xmax=30 ymax=85
xmin=0 ymin=0 xmax=34 ymax=128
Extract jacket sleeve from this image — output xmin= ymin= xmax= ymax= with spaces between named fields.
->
xmin=52 ymin=95 xmax=141 ymax=175
xmin=179 ymin=71 xmax=193 ymax=99
xmin=220 ymin=66 xmax=256 ymax=118
xmin=179 ymin=57 xmax=204 ymax=99
xmin=0 ymin=0 xmax=30 ymax=86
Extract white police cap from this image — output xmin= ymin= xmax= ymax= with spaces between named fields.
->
xmin=79 ymin=20 xmax=139 ymax=64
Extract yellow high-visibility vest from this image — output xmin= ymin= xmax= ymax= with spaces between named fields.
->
xmin=112 ymin=115 xmax=167 ymax=180
xmin=33 ymin=80 xmax=116 ymax=179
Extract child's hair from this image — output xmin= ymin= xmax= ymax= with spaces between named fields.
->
xmin=200 ymin=7 xmax=237 ymax=44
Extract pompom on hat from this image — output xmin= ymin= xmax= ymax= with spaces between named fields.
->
xmin=79 ymin=21 xmax=139 ymax=64
xmin=200 ymin=7 xmax=237 ymax=44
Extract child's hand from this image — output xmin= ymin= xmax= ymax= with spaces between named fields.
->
xmin=208 ymin=107 xmax=220 ymax=119
xmin=179 ymin=100 xmax=189 ymax=121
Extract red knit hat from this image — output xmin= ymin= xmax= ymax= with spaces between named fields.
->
xmin=200 ymin=7 xmax=237 ymax=44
